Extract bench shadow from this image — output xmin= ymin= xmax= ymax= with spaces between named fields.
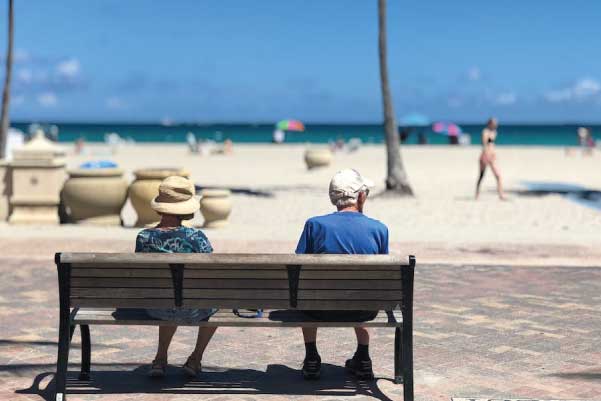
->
xmin=17 ymin=363 xmax=398 ymax=401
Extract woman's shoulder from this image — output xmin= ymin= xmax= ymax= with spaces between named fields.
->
xmin=183 ymin=227 xmax=213 ymax=252
xmin=186 ymin=227 xmax=209 ymax=238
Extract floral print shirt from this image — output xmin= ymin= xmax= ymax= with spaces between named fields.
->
xmin=135 ymin=226 xmax=213 ymax=254
xmin=135 ymin=226 xmax=215 ymax=323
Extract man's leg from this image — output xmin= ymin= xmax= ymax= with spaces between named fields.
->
xmin=354 ymin=327 xmax=369 ymax=345
xmin=346 ymin=326 xmax=374 ymax=379
xmin=302 ymin=327 xmax=317 ymax=343
xmin=301 ymin=327 xmax=321 ymax=380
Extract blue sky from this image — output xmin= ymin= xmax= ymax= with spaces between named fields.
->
xmin=1 ymin=0 xmax=601 ymax=123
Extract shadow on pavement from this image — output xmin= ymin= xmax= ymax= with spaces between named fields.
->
xmin=16 ymin=363 xmax=399 ymax=401
xmin=548 ymin=369 xmax=601 ymax=381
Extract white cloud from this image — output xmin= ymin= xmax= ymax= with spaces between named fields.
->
xmin=545 ymin=77 xmax=601 ymax=103
xmin=37 ymin=92 xmax=58 ymax=107
xmin=56 ymin=58 xmax=81 ymax=79
xmin=495 ymin=92 xmax=517 ymax=105
xmin=572 ymin=78 xmax=601 ymax=98
xmin=16 ymin=68 xmax=33 ymax=84
xmin=14 ymin=49 xmax=30 ymax=63
xmin=106 ymin=96 xmax=127 ymax=110
xmin=467 ymin=66 xmax=481 ymax=81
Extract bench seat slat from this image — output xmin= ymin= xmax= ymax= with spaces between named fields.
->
xmin=61 ymin=252 xmax=406 ymax=266
xmin=297 ymin=290 xmax=401 ymax=300
xmin=70 ymin=269 xmax=289 ymax=279
xmin=71 ymin=308 xmax=403 ymax=327
xmin=72 ymin=288 xmax=290 ymax=299
xmin=71 ymin=278 xmax=403 ymax=290
xmin=71 ymin=269 xmax=172 ymax=278
xmin=70 ymin=269 xmax=401 ymax=280
xmin=71 ymin=299 xmax=292 ymax=309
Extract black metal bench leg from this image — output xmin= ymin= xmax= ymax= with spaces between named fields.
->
xmin=55 ymin=320 xmax=71 ymax=400
xmin=394 ymin=326 xmax=402 ymax=384
xmin=402 ymin=323 xmax=414 ymax=401
xmin=79 ymin=325 xmax=91 ymax=381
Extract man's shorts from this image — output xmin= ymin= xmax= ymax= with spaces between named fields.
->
xmin=302 ymin=310 xmax=378 ymax=322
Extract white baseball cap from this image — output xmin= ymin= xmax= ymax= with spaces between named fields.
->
xmin=329 ymin=169 xmax=375 ymax=204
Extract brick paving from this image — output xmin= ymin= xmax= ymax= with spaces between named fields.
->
xmin=1 ymin=258 xmax=600 ymax=401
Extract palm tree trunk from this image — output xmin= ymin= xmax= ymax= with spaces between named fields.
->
xmin=378 ymin=0 xmax=412 ymax=195
xmin=0 ymin=0 xmax=14 ymax=159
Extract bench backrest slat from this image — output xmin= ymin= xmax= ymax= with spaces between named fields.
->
xmin=59 ymin=253 xmax=412 ymax=311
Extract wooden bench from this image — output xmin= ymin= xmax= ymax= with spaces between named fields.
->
xmin=54 ymin=253 xmax=416 ymax=401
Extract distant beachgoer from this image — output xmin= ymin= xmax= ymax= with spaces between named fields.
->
xmin=273 ymin=129 xmax=285 ymax=144
xmin=136 ymin=176 xmax=217 ymax=378
xmin=577 ymin=127 xmax=588 ymax=147
xmin=585 ymin=128 xmax=595 ymax=156
xmin=186 ymin=132 xmax=199 ymax=153
xmin=475 ymin=117 xmax=506 ymax=200
xmin=223 ymin=138 xmax=233 ymax=155
xmin=399 ymin=128 xmax=410 ymax=144
xmin=418 ymin=131 xmax=428 ymax=145
xmin=75 ymin=137 xmax=85 ymax=155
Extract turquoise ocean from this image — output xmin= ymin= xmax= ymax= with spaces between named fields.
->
xmin=12 ymin=122 xmax=600 ymax=146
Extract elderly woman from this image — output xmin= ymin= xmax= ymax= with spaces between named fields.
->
xmin=135 ymin=176 xmax=216 ymax=377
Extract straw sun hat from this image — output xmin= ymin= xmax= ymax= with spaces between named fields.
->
xmin=150 ymin=176 xmax=199 ymax=216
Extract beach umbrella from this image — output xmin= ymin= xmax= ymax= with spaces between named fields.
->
xmin=432 ymin=122 xmax=462 ymax=136
xmin=276 ymin=119 xmax=305 ymax=131
xmin=399 ymin=113 xmax=430 ymax=127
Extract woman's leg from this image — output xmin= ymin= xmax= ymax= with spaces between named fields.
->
xmin=154 ymin=325 xmax=177 ymax=364
xmin=187 ymin=327 xmax=217 ymax=367
xmin=490 ymin=161 xmax=506 ymax=200
xmin=475 ymin=161 xmax=487 ymax=199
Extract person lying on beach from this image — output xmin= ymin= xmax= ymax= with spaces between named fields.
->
xmin=135 ymin=176 xmax=217 ymax=378
xmin=295 ymin=169 xmax=389 ymax=381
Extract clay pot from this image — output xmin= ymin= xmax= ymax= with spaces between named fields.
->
xmin=62 ymin=168 xmax=128 ymax=225
xmin=199 ymin=189 xmax=232 ymax=228
xmin=129 ymin=168 xmax=190 ymax=227
xmin=304 ymin=148 xmax=333 ymax=169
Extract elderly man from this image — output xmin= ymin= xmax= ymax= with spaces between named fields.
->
xmin=295 ymin=169 xmax=389 ymax=380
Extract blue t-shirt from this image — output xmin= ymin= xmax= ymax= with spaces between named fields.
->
xmin=295 ymin=211 xmax=389 ymax=255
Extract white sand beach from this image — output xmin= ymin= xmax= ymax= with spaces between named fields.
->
xmin=1 ymin=144 xmax=600 ymax=265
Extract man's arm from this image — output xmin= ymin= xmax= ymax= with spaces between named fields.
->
xmin=295 ymin=220 xmax=312 ymax=254
xmin=380 ymin=226 xmax=389 ymax=255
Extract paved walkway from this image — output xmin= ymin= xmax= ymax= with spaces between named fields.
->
xmin=1 ymin=258 xmax=600 ymax=401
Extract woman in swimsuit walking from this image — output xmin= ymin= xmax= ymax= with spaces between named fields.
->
xmin=475 ymin=117 xmax=506 ymax=200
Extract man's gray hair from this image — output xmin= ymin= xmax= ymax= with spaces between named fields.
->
xmin=330 ymin=195 xmax=358 ymax=208
xmin=329 ymin=188 xmax=368 ymax=208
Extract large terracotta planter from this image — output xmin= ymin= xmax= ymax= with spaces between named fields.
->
xmin=129 ymin=168 xmax=189 ymax=227
xmin=199 ymin=189 xmax=232 ymax=228
xmin=304 ymin=148 xmax=333 ymax=169
xmin=62 ymin=168 xmax=128 ymax=225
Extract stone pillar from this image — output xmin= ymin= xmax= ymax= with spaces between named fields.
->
xmin=8 ymin=131 xmax=66 ymax=224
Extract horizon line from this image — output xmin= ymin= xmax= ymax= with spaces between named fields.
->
xmin=10 ymin=120 xmax=601 ymax=126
